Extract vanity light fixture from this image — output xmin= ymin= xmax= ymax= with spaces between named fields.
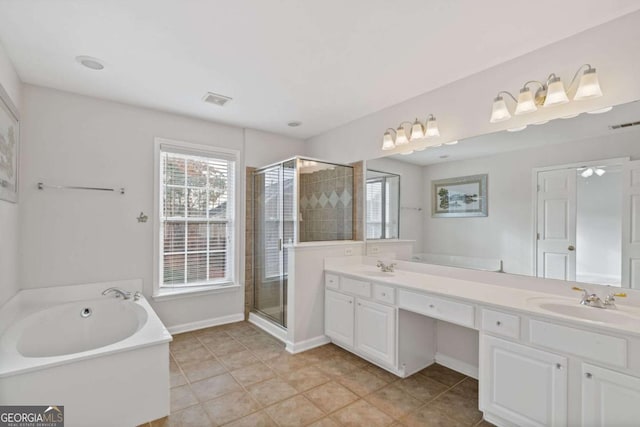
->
xmin=489 ymin=64 xmax=603 ymax=123
xmin=578 ymin=166 xmax=606 ymax=178
xmin=380 ymin=114 xmax=440 ymax=150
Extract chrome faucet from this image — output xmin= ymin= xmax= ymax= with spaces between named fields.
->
xmin=102 ymin=287 xmax=132 ymax=300
xmin=572 ymin=286 xmax=627 ymax=309
xmin=376 ymin=260 xmax=397 ymax=273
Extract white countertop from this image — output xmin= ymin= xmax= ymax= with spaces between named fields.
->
xmin=325 ymin=262 xmax=640 ymax=337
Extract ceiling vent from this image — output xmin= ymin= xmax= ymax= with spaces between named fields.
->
xmin=202 ymin=92 xmax=232 ymax=107
xmin=609 ymin=120 xmax=640 ymax=130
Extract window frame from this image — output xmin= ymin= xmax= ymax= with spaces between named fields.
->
xmin=366 ymin=171 xmax=400 ymax=240
xmin=153 ymin=137 xmax=242 ymax=299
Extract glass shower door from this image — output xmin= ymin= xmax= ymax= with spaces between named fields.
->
xmin=253 ymin=165 xmax=287 ymax=327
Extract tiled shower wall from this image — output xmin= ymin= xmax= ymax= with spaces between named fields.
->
xmin=299 ymin=166 xmax=354 ymax=241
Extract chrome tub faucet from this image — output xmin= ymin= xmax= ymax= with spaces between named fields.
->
xmin=102 ymin=287 xmax=133 ymax=300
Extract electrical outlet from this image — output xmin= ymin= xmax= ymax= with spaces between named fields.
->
xmin=345 ymin=248 xmax=354 ymax=256
xmin=370 ymin=246 xmax=380 ymax=254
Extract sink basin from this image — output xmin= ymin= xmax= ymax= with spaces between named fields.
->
xmin=355 ymin=269 xmax=395 ymax=278
xmin=528 ymin=297 xmax=638 ymax=326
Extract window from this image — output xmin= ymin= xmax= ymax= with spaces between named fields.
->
xmin=366 ymin=172 xmax=400 ymax=239
xmin=155 ymin=139 xmax=238 ymax=295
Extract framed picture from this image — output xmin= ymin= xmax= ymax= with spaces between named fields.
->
xmin=432 ymin=174 xmax=487 ymax=218
xmin=0 ymin=82 xmax=19 ymax=203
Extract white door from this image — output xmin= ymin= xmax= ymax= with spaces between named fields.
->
xmin=622 ymin=160 xmax=640 ymax=289
xmin=480 ymin=335 xmax=568 ymax=427
xmin=536 ymin=169 xmax=577 ymax=280
xmin=325 ymin=290 xmax=354 ymax=347
xmin=582 ymin=363 xmax=640 ymax=427
xmin=355 ymin=298 xmax=396 ymax=366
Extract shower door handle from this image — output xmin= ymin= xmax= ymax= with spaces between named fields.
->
xmin=279 ymin=238 xmax=283 ymax=251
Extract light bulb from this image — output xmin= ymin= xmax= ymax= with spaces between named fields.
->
xmin=543 ymin=76 xmax=569 ymax=107
xmin=410 ymin=119 xmax=425 ymax=140
xmin=395 ymin=126 xmax=409 ymax=145
xmin=574 ymin=68 xmax=603 ymax=100
xmin=425 ymin=116 xmax=440 ymax=137
xmin=515 ymin=87 xmax=537 ymax=115
xmin=381 ymin=131 xmax=395 ymax=150
xmin=490 ymin=95 xmax=511 ymax=123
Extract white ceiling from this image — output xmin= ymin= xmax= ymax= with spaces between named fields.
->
xmin=1 ymin=1 xmax=639 ymax=139
xmin=389 ymin=100 xmax=640 ymax=166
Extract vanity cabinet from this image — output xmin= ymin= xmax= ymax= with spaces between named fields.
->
xmin=325 ymin=283 xmax=397 ymax=369
xmin=355 ymin=298 xmax=396 ymax=366
xmin=581 ymin=363 xmax=640 ymax=426
xmin=480 ymin=335 xmax=568 ymax=427
xmin=325 ymin=289 xmax=355 ymax=347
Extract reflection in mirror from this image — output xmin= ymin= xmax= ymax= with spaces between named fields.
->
xmin=366 ymin=100 xmax=640 ymax=289
xmin=365 ymin=170 xmax=400 ymax=239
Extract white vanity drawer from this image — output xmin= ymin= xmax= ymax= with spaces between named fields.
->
xmin=482 ymin=309 xmax=520 ymax=339
xmin=373 ymin=284 xmax=395 ymax=304
xmin=529 ymin=320 xmax=627 ymax=367
xmin=325 ymin=273 xmax=340 ymax=290
xmin=341 ymin=277 xmax=371 ymax=298
xmin=398 ymin=290 xmax=475 ymax=328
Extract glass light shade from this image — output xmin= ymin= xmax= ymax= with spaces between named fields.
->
xmin=581 ymin=168 xmax=594 ymax=178
xmin=514 ymin=88 xmax=537 ymax=115
xmin=574 ymin=68 xmax=603 ymax=100
xmin=395 ymin=126 xmax=409 ymax=145
xmin=543 ymin=77 xmax=569 ymax=107
xmin=490 ymin=96 xmax=511 ymax=123
xmin=410 ymin=119 xmax=425 ymax=140
xmin=595 ymin=168 xmax=606 ymax=176
xmin=381 ymin=131 xmax=395 ymax=150
xmin=425 ymin=116 xmax=440 ymax=137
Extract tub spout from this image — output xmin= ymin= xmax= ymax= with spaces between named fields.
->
xmin=102 ymin=287 xmax=132 ymax=300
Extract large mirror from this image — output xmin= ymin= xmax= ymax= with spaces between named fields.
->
xmin=367 ymin=100 xmax=640 ymax=289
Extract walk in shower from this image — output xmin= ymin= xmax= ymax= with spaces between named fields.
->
xmin=252 ymin=157 xmax=355 ymax=328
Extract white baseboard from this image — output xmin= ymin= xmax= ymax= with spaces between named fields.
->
xmin=167 ymin=313 xmax=244 ymax=334
xmin=248 ymin=312 xmax=287 ymax=342
xmin=285 ymin=335 xmax=331 ymax=354
xmin=435 ymin=352 xmax=479 ymax=379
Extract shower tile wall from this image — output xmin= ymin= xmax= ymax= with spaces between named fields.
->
xmin=351 ymin=161 xmax=364 ymax=241
xmin=299 ymin=166 xmax=354 ymax=241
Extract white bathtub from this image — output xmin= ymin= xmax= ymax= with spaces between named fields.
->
xmin=0 ymin=279 xmax=172 ymax=427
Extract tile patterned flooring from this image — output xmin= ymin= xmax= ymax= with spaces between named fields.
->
xmin=140 ymin=321 xmax=494 ymax=427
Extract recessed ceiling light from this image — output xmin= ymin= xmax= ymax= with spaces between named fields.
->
xmin=287 ymin=121 xmax=302 ymax=127
xmin=203 ymin=92 xmax=232 ymax=107
xmin=587 ymin=106 xmax=614 ymax=114
xmin=75 ymin=56 xmax=105 ymax=70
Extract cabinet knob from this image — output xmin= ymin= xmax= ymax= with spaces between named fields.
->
xmin=496 ymin=321 xmax=502 ymax=326
xmin=585 ymin=372 xmax=593 ymax=379
xmin=349 ymin=301 xmax=352 ymax=304
xmin=556 ymin=363 xmax=562 ymax=370
xmin=381 ymin=293 xmax=386 ymax=296
xmin=429 ymin=304 xmax=435 ymax=308
xmin=358 ymin=302 xmax=361 ymax=306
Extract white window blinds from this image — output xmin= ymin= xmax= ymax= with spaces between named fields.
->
xmin=159 ymin=146 xmax=236 ymax=288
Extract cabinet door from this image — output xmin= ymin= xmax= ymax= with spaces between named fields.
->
xmin=325 ymin=290 xmax=354 ymax=347
xmin=480 ymin=335 xmax=567 ymax=427
xmin=355 ymin=298 xmax=396 ymax=366
xmin=582 ymin=363 xmax=640 ymax=427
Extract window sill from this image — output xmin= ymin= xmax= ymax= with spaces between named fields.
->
xmin=152 ymin=283 xmax=241 ymax=302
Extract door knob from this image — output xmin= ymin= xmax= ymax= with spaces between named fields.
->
xmin=568 ymin=245 xmax=575 ymax=251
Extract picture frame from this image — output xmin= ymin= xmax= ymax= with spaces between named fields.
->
xmin=432 ymin=174 xmax=487 ymax=218
xmin=0 ymin=82 xmax=19 ymax=204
